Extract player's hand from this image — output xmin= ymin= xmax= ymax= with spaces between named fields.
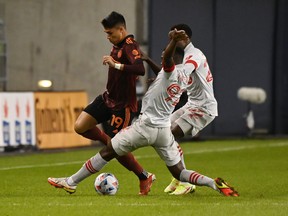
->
xmin=103 ymin=55 xmax=118 ymax=67
xmin=168 ymin=29 xmax=188 ymax=42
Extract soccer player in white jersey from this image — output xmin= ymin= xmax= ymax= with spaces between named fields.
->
xmin=164 ymin=24 xmax=220 ymax=195
xmin=141 ymin=50 xmax=196 ymax=195
xmin=47 ymin=30 xmax=239 ymax=197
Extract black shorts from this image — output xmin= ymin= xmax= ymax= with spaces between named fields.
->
xmin=84 ymin=95 xmax=135 ymax=138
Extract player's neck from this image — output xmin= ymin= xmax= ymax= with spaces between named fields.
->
xmin=120 ymin=31 xmax=128 ymax=41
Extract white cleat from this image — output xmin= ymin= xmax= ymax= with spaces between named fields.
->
xmin=48 ymin=177 xmax=76 ymax=194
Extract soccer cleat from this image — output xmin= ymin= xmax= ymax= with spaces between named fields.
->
xmin=214 ymin=177 xmax=239 ymax=197
xmin=170 ymin=182 xmax=196 ymax=195
xmin=164 ymin=177 xmax=180 ymax=193
xmin=48 ymin=177 xmax=76 ymax=194
xmin=139 ymin=173 xmax=156 ymax=195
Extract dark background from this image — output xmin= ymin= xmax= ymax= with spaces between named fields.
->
xmin=148 ymin=0 xmax=288 ymax=136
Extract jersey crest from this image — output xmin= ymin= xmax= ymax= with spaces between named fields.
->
xmin=126 ymin=37 xmax=133 ymax=44
xmin=117 ymin=49 xmax=122 ymax=58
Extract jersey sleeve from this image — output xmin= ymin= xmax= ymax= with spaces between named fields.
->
xmin=183 ymin=55 xmax=201 ymax=74
xmin=122 ymin=38 xmax=145 ymax=75
xmin=123 ymin=38 xmax=142 ymax=65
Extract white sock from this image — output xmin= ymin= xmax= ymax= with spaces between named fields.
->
xmin=68 ymin=153 xmax=108 ymax=185
xmin=179 ymin=169 xmax=218 ymax=191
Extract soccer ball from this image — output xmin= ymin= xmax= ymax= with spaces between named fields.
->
xmin=94 ymin=173 xmax=119 ymax=195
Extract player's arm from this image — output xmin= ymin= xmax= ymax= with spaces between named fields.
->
xmin=141 ymin=50 xmax=161 ymax=75
xmin=103 ymin=43 xmax=145 ymax=76
xmin=121 ymin=59 xmax=145 ymax=75
xmin=163 ymin=29 xmax=187 ymax=73
xmin=103 ymin=55 xmax=145 ymax=75
xmin=122 ymin=42 xmax=145 ymax=75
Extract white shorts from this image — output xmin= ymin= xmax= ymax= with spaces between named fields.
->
xmin=111 ymin=118 xmax=181 ymax=167
xmin=171 ymin=105 xmax=215 ymax=137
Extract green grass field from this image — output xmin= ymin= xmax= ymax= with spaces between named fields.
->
xmin=1 ymin=139 xmax=288 ymax=216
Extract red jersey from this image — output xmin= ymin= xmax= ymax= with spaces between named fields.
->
xmin=103 ymin=35 xmax=145 ymax=112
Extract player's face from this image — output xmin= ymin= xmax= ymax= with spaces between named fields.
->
xmin=104 ymin=26 xmax=124 ymax=45
xmin=176 ymin=40 xmax=186 ymax=49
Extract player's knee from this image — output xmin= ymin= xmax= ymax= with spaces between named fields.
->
xmin=172 ymin=125 xmax=185 ymax=139
xmin=74 ymin=121 xmax=88 ymax=134
xmin=100 ymin=144 xmax=118 ymax=161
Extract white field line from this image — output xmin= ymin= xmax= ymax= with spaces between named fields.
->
xmin=0 ymin=141 xmax=287 ymax=171
xmin=3 ymin=201 xmax=288 ymax=207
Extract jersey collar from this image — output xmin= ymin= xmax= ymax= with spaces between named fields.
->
xmin=184 ymin=42 xmax=195 ymax=52
xmin=116 ymin=34 xmax=134 ymax=47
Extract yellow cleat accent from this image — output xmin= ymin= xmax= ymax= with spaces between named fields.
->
xmin=164 ymin=177 xmax=180 ymax=193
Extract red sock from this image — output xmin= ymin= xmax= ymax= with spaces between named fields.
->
xmin=117 ymin=153 xmax=144 ymax=176
xmin=80 ymin=127 xmax=109 ymax=145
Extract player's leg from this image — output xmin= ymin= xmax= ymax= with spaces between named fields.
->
xmin=170 ymin=107 xmax=186 ymax=139
xmin=167 ymin=162 xmax=217 ymax=190
xmin=107 ymin=107 xmax=155 ymax=183
xmin=48 ymin=118 xmax=155 ymax=195
xmin=74 ymin=95 xmax=110 ymax=144
xmin=154 ymin=127 xmax=194 ymax=195
xmin=173 ymin=108 xmax=215 ymax=138
xmin=110 ymin=119 xmax=156 ymax=195
xmin=172 ymin=164 xmax=239 ymax=197
xmin=163 ymin=139 xmax=239 ymax=196
xmin=75 ymin=96 xmax=153 ymax=183
xmin=167 ymin=108 xmax=216 ymax=194
xmin=48 ymin=139 xmax=118 ymax=194
xmin=164 ymin=107 xmax=194 ymax=194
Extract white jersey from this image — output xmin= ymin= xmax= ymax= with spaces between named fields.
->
xmin=183 ymin=43 xmax=218 ymax=116
xmin=140 ymin=64 xmax=189 ymax=127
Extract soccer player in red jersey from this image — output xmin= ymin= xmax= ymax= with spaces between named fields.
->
xmin=48 ymin=11 xmax=154 ymax=195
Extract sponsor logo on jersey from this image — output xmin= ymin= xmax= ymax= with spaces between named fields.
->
xmin=126 ymin=37 xmax=133 ymax=44
xmin=132 ymin=49 xmax=139 ymax=56
xmin=117 ymin=49 xmax=122 ymax=58
xmin=132 ymin=49 xmax=141 ymax=60
xmin=165 ymin=84 xmax=182 ymax=106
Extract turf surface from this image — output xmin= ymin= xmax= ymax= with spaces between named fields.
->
xmin=1 ymin=139 xmax=288 ymax=216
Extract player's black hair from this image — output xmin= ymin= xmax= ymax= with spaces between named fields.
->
xmin=170 ymin=24 xmax=192 ymax=39
xmin=101 ymin=11 xmax=126 ymax=29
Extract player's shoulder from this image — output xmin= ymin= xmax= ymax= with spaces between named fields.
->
xmin=190 ymin=48 xmax=204 ymax=59
xmin=185 ymin=43 xmax=205 ymax=59
xmin=124 ymin=35 xmax=138 ymax=46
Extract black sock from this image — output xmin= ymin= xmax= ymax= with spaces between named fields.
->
xmin=138 ymin=170 xmax=149 ymax=180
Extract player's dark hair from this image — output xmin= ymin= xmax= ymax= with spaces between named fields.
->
xmin=101 ymin=11 xmax=126 ymax=28
xmin=170 ymin=24 xmax=192 ymax=39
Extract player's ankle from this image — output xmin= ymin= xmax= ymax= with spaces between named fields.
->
xmin=137 ymin=171 xmax=149 ymax=180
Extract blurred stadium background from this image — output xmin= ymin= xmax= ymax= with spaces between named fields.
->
xmin=0 ymin=0 xmax=288 ymax=151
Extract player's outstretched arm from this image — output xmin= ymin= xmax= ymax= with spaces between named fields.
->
xmin=163 ymin=29 xmax=187 ymax=72
xmin=141 ymin=50 xmax=161 ymax=75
